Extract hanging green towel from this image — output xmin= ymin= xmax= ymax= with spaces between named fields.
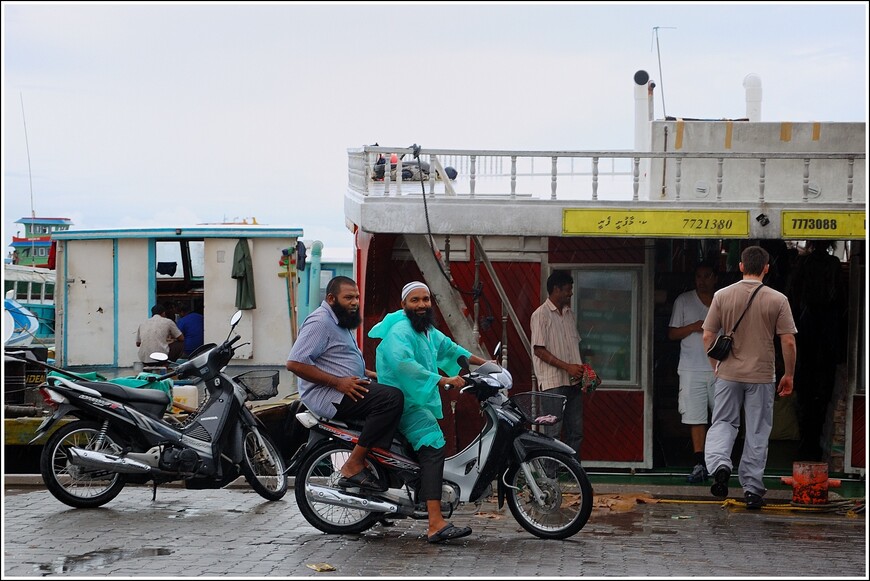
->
xmin=232 ymin=238 xmax=256 ymax=310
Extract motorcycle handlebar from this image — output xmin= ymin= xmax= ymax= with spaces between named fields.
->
xmin=155 ymin=368 xmax=178 ymax=381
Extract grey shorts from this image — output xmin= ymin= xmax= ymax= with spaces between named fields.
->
xmin=678 ymin=370 xmax=716 ymax=425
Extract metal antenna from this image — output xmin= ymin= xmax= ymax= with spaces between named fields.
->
xmin=652 ymin=26 xmax=676 ymax=119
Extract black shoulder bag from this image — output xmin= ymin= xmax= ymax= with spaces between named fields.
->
xmin=706 ymin=284 xmax=763 ymax=361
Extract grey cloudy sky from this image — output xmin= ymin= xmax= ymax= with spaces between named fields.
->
xmin=3 ymin=2 xmax=867 ymax=255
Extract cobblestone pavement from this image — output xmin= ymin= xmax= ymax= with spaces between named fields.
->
xmin=2 ymin=482 xmax=866 ymax=578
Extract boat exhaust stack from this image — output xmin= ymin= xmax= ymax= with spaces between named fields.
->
xmin=634 ymin=70 xmax=655 ymax=152
xmin=743 ymin=73 xmax=762 ymax=122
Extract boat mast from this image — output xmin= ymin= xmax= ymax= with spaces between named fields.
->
xmin=20 ymin=92 xmax=37 ymax=267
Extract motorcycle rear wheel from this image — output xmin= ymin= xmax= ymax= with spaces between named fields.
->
xmin=240 ymin=427 xmax=288 ymax=501
xmin=505 ymin=450 xmax=593 ymax=539
xmin=294 ymin=440 xmax=384 ymax=534
xmin=40 ymin=420 xmax=127 ymax=508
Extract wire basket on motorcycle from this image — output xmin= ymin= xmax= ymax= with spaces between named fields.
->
xmin=234 ymin=370 xmax=279 ymax=401
xmin=510 ymin=391 xmax=566 ymax=427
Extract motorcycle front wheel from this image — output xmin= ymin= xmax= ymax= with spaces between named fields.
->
xmin=505 ymin=450 xmax=593 ymax=539
xmin=294 ymin=440 xmax=384 ymax=534
xmin=240 ymin=427 xmax=288 ymax=501
xmin=40 ymin=420 xmax=127 ymax=508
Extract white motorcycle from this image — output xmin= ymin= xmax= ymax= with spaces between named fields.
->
xmin=291 ymin=356 xmax=593 ymax=539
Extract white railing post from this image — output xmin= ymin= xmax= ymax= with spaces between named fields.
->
xmin=633 ymin=157 xmax=640 ymax=201
xmin=383 ymin=153 xmax=392 ymax=196
xmin=847 ymin=157 xmax=855 ymax=202
xmin=802 ymin=158 xmax=811 ymax=202
xmin=675 ymin=157 xmax=682 ymax=200
xmin=430 ymin=154 xmax=447 ymax=195
xmin=551 ymin=156 xmax=558 ymax=200
xmin=759 ymin=158 xmax=766 ymax=202
xmin=470 ymin=155 xmax=477 ymax=197
xmin=395 ymin=156 xmax=403 ymax=196
xmin=510 ymin=156 xmax=517 ymax=198
xmin=592 ymin=157 xmax=599 ymax=201
xmin=716 ymin=158 xmax=724 ymax=201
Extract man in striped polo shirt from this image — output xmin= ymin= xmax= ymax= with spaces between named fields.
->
xmin=530 ymin=269 xmax=587 ymax=455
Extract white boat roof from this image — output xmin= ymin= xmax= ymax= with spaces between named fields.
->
xmin=51 ymin=225 xmax=304 ymax=240
xmin=4 ymin=264 xmax=56 ymax=283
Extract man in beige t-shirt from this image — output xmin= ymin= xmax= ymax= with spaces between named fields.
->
xmin=530 ymin=269 xmax=587 ymax=454
xmin=702 ymin=246 xmax=797 ymax=510
xmin=136 ymin=304 xmax=184 ymax=363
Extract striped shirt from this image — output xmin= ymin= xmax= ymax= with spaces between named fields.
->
xmin=287 ymin=301 xmax=366 ymax=418
xmin=530 ymin=298 xmax=583 ymax=390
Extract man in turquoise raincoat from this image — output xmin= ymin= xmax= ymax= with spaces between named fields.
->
xmin=368 ymin=281 xmax=486 ymax=544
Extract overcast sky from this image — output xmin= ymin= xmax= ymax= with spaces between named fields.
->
xmin=2 ymin=2 xmax=867 ymax=256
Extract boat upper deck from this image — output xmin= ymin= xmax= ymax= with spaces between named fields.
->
xmin=346 ymin=122 xmax=865 ymax=241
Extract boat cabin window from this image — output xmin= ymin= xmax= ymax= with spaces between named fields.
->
xmin=4 ymin=279 xmax=54 ymax=304
xmin=155 ymin=239 xmax=205 ymax=314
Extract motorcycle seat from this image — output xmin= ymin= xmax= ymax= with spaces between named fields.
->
xmin=78 ymin=380 xmax=171 ymax=408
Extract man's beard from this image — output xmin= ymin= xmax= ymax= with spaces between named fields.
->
xmin=404 ymin=306 xmax=434 ymax=333
xmin=331 ymin=302 xmax=361 ymax=329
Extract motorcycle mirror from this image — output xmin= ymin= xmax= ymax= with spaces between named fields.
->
xmin=493 ymin=342 xmax=502 ymax=360
xmin=150 ymin=352 xmax=169 ymax=362
xmin=230 ymin=310 xmax=243 ymax=328
xmin=457 ymin=355 xmax=469 ymax=374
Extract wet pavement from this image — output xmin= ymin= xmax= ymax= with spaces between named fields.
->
xmin=2 ymin=477 xmax=866 ymax=578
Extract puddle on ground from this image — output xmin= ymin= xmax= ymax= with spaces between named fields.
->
xmin=593 ymin=493 xmax=659 ymax=512
xmin=38 ymin=547 xmax=172 ymax=575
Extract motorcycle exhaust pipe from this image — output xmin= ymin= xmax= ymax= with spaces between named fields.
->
xmin=305 ymin=483 xmax=402 ymax=514
xmin=67 ymin=447 xmax=153 ymax=474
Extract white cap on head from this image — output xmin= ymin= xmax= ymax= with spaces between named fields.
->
xmin=401 ymin=281 xmax=430 ymax=302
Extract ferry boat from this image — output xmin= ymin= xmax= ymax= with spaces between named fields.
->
xmin=8 ymin=216 xmax=72 ymax=268
xmin=343 ymin=71 xmax=865 ymax=475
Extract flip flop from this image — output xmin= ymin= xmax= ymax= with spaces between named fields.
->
xmin=427 ymin=522 xmax=472 ymax=544
xmin=336 ymin=467 xmax=387 ymax=492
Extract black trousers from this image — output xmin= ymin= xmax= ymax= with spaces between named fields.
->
xmin=416 ymin=445 xmax=446 ymax=501
xmin=332 ymin=381 xmax=404 ymax=450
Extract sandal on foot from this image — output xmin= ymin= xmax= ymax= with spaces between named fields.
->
xmin=336 ymin=467 xmax=387 ymax=492
xmin=427 ymin=523 xmax=472 ymax=544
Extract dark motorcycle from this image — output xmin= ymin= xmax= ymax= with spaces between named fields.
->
xmin=291 ymin=356 xmax=593 ymax=539
xmin=14 ymin=311 xmax=287 ymax=508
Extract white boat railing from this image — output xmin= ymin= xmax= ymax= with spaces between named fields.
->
xmin=348 ymin=146 xmax=865 ymax=205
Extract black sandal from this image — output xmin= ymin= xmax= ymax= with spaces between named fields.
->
xmin=427 ymin=523 xmax=472 ymax=544
xmin=336 ymin=467 xmax=387 ymax=492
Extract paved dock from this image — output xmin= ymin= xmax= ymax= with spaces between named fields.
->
xmin=3 ymin=476 xmax=865 ymax=578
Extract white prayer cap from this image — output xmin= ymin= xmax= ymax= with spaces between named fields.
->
xmin=401 ymin=281 xmax=430 ymax=302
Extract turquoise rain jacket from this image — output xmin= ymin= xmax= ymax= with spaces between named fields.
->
xmin=368 ymin=310 xmax=471 ymax=451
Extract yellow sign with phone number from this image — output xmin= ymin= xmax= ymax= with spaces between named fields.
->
xmin=563 ymin=209 xmax=749 ymax=237
xmin=781 ymin=211 xmax=865 ymax=239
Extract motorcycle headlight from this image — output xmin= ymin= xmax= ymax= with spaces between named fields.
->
xmin=486 ymin=368 xmax=512 ymax=390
